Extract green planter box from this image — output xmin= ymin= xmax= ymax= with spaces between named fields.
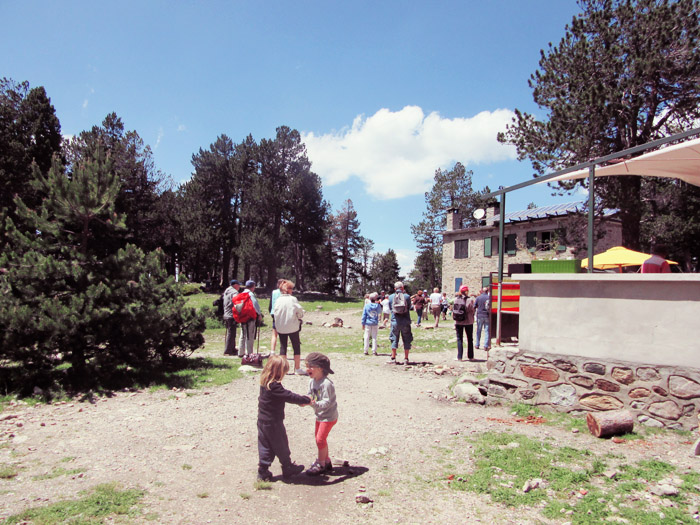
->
xmin=531 ymin=259 xmax=582 ymax=274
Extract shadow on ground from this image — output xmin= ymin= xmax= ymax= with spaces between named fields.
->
xmin=279 ymin=464 xmax=369 ymax=486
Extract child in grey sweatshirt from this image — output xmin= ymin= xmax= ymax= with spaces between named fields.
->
xmin=304 ymin=352 xmax=338 ymax=476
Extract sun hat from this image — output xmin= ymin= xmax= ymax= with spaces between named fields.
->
xmin=460 ymin=285 xmax=469 ymax=294
xmin=306 ymin=352 xmax=334 ymax=374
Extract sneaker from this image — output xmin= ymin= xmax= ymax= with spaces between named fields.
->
xmin=373 ymin=352 xmax=378 ymax=356
xmin=324 ymin=461 xmax=334 ymax=473
xmin=305 ymin=461 xmax=325 ymax=476
xmin=287 ymin=369 xmax=295 ymax=375
xmin=475 ymin=346 xmax=480 ymax=350
xmin=295 ymin=368 xmax=308 ymax=376
xmin=454 ymin=358 xmax=463 ymax=362
xmin=257 ymin=468 xmax=273 ymax=481
xmin=363 ymin=351 xmax=369 ymax=355
xmin=282 ymin=463 xmax=304 ymax=478
xmin=387 ymin=357 xmax=396 ymax=364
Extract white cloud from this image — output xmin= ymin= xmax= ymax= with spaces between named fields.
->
xmin=394 ymin=248 xmax=416 ymax=277
xmin=154 ymin=127 xmax=164 ymax=149
xmin=302 ymin=106 xmax=517 ymax=200
xmin=177 ymin=124 xmax=186 ymax=132
xmin=82 ymin=99 xmax=89 ymax=109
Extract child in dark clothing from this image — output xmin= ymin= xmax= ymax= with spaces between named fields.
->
xmin=257 ymin=355 xmax=310 ymax=481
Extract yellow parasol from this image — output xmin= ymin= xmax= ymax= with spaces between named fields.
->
xmin=581 ymin=246 xmax=678 ymax=271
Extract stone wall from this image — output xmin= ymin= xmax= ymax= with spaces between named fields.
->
xmin=486 ymin=347 xmax=700 ymax=430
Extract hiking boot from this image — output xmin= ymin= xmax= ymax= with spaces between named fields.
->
xmin=305 ymin=461 xmax=325 ymax=476
xmin=282 ymin=463 xmax=304 ymax=478
xmin=257 ymin=468 xmax=273 ymax=481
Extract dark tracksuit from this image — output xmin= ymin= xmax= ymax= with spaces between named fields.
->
xmin=257 ymin=381 xmax=310 ymax=474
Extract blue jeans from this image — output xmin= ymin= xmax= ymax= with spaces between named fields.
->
xmin=415 ymin=309 xmax=423 ymax=326
xmin=476 ymin=317 xmax=490 ymax=349
xmin=456 ymin=324 xmax=474 ymax=360
xmin=390 ymin=323 xmax=413 ymax=350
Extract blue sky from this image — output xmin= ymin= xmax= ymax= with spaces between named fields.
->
xmin=2 ymin=1 xmax=585 ymax=274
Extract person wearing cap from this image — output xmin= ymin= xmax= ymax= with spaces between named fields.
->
xmin=361 ymin=292 xmax=382 ymax=356
xmin=453 ymin=285 xmax=476 ymax=361
xmin=304 ymin=352 xmax=338 ymax=476
xmin=238 ymin=280 xmax=263 ymax=357
xmin=222 ymin=279 xmax=241 ymax=356
xmin=389 ymin=281 xmax=413 ymax=365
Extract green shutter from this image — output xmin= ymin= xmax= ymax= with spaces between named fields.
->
xmin=484 ymin=237 xmax=492 ymax=257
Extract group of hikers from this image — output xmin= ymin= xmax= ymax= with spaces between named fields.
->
xmin=361 ymin=282 xmax=492 ymax=363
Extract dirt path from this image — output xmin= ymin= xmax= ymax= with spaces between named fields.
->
xmin=2 ymin=309 xmax=698 ymax=524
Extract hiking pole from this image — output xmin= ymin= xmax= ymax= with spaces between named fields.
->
xmin=256 ymin=320 xmax=260 ymax=354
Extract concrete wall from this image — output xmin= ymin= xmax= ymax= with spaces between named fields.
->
xmin=516 ymin=274 xmax=700 ymax=369
xmin=483 ymin=274 xmax=700 ymax=430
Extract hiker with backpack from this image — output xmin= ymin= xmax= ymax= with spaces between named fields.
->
xmin=222 ymin=279 xmax=241 ymax=356
xmin=388 ymin=281 xmax=413 ymax=365
xmin=453 ymin=285 xmax=476 ymax=361
xmin=236 ymin=280 xmax=263 ymax=357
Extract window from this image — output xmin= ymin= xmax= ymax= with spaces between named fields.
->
xmin=541 ymin=231 xmax=552 ymax=250
xmin=484 ymin=237 xmax=492 ymax=257
xmin=526 ymin=231 xmax=537 ymax=251
xmin=454 ymin=277 xmax=462 ymax=292
xmin=506 ymin=234 xmax=517 ymax=255
xmin=455 ymin=240 xmax=469 ymax=259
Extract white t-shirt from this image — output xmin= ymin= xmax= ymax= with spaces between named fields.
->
xmin=429 ymin=292 xmax=442 ymax=306
xmin=381 ymin=298 xmax=390 ymax=314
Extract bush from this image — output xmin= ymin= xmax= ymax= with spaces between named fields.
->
xmin=179 ymin=282 xmax=204 ymax=296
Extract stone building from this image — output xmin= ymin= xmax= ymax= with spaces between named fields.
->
xmin=441 ymin=201 xmax=622 ymax=294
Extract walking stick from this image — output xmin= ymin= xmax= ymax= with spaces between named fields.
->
xmin=256 ymin=320 xmax=260 ymax=354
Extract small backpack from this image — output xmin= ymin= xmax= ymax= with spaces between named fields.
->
xmin=392 ymin=292 xmax=408 ymax=314
xmin=213 ymin=294 xmax=224 ymax=317
xmin=452 ymin=297 xmax=467 ymax=322
xmin=232 ymin=291 xmax=257 ymax=323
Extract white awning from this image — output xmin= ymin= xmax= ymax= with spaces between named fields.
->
xmin=546 ymin=137 xmax=700 ymax=187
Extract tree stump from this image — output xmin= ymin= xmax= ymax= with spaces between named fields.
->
xmin=586 ymin=410 xmax=634 ymax=438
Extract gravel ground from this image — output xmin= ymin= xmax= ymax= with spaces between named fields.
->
xmin=2 ymin=309 xmax=699 ymax=524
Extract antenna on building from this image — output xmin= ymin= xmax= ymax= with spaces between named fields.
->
xmin=473 ymin=209 xmax=485 ymax=220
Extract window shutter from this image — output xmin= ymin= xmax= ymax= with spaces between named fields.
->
xmin=484 ymin=237 xmax=492 ymax=257
xmin=455 ymin=278 xmax=462 ymax=292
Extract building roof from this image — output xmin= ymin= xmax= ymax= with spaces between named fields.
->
xmin=494 ymin=201 xmax=618 ymax=225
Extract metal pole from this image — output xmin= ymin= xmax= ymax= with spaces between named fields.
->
xmin=587 ymin=166 xmax=595 ymax=273
xmin=497 ymin=192 xmax=505 ymax=346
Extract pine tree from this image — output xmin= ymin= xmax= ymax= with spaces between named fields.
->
xmin=0 ymin=146 xmax=204 ymax=392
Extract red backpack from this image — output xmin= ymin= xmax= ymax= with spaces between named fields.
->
xmin=232 ymin=291 xmax=257 ymax=323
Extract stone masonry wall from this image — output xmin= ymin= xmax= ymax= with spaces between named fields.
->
xmin=441 ymin=217 xmax=622 ymax=295
xmin=486 ymin=347 xmax=700 ymax=431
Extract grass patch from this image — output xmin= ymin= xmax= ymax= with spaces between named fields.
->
xmin=254 ymin=480 xmax=273 ymax=490
xmin=0 ymin=463 xmax=20 ymax=479
xmin=182 ymin=464 xmax=193 ymax=470
xmin=196 ymin=492 xmax=209 ymax=498
xmin=449 ymin=431 xmax=700 ymax=523
xmin=146 ymin=357 xmax=244 ymax=391
xmin=4 ymin=482 xmax=144 ymax=524
xmin=240 ymin=492 xmax=251 ymax=499
xmin=32 ymin=466 xmax=86 ymax=481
